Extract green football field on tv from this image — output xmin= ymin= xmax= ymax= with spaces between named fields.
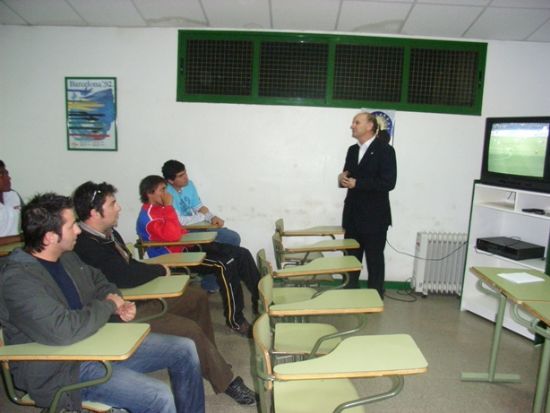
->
xmin=488 ymin=135 xmax=546 ymax=177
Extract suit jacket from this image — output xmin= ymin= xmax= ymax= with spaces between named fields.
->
xmin=342 ymin=137 xmax=397 ymax=235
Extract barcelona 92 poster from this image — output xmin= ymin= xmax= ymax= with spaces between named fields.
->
xmin=65 ymin=77 xmax=117 ymax=151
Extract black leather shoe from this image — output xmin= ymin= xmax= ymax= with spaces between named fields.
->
xmin=224 ymin=376 xmax=257 ymax=405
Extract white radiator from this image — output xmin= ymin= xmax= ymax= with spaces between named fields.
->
xmin=412 ymin=231 xmax=468 ymax=296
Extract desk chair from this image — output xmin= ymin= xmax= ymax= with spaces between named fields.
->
xmin=272 ymin=232 xmax=324 ymax=269
xmin=134 ymin=231 xmax=217 ymax=260
xmin=254 ymin=313 xmax=428 ymax=413
xmin=258 ymin=273 xmax=383 ymax=358
xmin=0 ymin=234 xmax=23 ymax=257
xmin=275 ymin=218 xmax=344 ymax=239
xmin=0 ymin=323 xmax=150 ymax=413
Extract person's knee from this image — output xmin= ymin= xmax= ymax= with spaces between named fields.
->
xmin=169 ymin=336 xmax=200 ymax=366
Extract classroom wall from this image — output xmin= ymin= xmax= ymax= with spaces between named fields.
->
xmin=2 ymin=25 xmax=550 ymax=282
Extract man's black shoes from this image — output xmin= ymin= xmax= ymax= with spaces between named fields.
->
xmin=224 ymin=376 xmax=257 ymax=405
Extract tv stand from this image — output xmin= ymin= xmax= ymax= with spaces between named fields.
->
xmin=460 ymin=182 xmax=550 ymax=338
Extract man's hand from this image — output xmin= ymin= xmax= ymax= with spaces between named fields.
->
xmin=105 ymin=293 xmax=136 ymax=322
xmin=161 ymin=191 xmax=173 ymax=206
xmin=341 ymin=176 xmax=357 ymax=189
xmin=338 ymin=171 xmax=349 ymax=186
xmin=211 ymin=216 xmax=224 ymax=227
xmin=117 ymin=301 xmax=136 ymax=322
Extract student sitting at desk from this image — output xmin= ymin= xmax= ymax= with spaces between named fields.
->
xmin=0 ymin=192 xmax=204 ymax=413
xmin=136 ymin=175 xmax=260 ymax=338
xmin=72 ymin=181 xmax=257 ymax=405
xmin=162 ymin=159 xmax=241 ymax=246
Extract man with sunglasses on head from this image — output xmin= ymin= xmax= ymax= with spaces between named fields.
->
xmin=73 ymin=181 xmax=256 ymax=405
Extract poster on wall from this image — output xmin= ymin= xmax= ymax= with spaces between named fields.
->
xmin=65 ymin=77 xmax=117 ymax=151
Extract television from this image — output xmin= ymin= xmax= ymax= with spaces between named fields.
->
xmin=480 ymin=116 xmax=550 ymax=193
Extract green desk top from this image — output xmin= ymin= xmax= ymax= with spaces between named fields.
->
xmin=0 ymin=241 xmax=23 ymax=257
xmin=284 ymin=239 xmax=359 ymax=253
xmin=269 ymin=289 xmax=383 ymax=316
xmin=144 ymin=252 xmax=205 ymax=267
xmin=273 ymin=256 xmax=361 ymax=278
xmin=0 ymin=323 xmax=150 ymax=361
xmin=120 ymin=275 xmax=189 ymax=300
xmin=141 ymin=231 xmax=217 ymax=247
xmin=182 ymin=221 xmax=218 ymax=230
xmin=282 ymin=225 xmax=345 ymax=237
xmin=471 ymin=267 xmax=550 ymax=303
xmin=518 ymin=301 xmax=550 ymax=326
xmin=274 ymin=334 xmax=427 ymax=380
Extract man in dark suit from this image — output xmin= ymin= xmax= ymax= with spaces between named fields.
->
xmin=338 ymin=112 xmax=397 ymax=296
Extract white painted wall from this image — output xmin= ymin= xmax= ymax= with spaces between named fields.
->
xmin=2 ymin=26 xmax=550 ymax=282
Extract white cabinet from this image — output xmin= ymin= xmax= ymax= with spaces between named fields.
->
xmin=460 ymin=182 xmax=550 ymax=338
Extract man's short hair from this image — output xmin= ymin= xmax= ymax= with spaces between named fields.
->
xmin=22 ymin=193 xmax=73 ymax=253
xmin=139 ymin=175 xmax=166 ymax=203
xmin=162 ymin=160 xmax=186 ymax=181
xmin=0 ymin=160 xmax=5 ymax=169
xmin=73 ymin=181 xmax=117 ymax=221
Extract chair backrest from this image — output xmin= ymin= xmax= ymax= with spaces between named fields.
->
xmin=258 ymin=273 xmax=274 ymax=314
xmin=274 ymin=218 xmax=284 ymax=235
xmin=271 ymin=232 xmax=285 ymax=269
xmin=253 ymin=313 xmax=274 ymax=376
xmin=256 ymin=248 xmax=271 ymax=277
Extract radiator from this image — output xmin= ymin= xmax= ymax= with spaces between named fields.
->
xmin=412 ymin=231 xmax=468 ymax=296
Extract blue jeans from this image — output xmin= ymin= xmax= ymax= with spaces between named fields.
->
xmin=209 ymin=227 xmax=241 ymax=247
xmin=80 ymin=333 xmax=205 ymax=413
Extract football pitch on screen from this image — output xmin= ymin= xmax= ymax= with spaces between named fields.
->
xmin=488 ymin=135 xmax=546 ymax=177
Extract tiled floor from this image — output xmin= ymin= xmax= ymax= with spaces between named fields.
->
xmin=0 ymin=289 xmax=542 ymax=413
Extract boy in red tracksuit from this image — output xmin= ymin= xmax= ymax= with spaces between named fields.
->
xmin=137 ymin=175 xmax=259 ymax=337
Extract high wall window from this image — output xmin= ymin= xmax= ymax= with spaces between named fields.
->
xmin=177 ymin=31 xmax=486 ymax=115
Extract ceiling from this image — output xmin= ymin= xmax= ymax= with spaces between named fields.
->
xmin=1 ymin=0 xmax=550 ymax=43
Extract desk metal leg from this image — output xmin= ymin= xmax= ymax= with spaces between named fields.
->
xmin=461 ymin=291 xmax=521 ymax=383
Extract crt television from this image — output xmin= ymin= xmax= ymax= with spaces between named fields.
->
xmin=480 ymin=116 xmax=550 ymax=193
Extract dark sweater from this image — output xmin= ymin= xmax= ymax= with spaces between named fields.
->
xmin=74 ymin=228 xmax=166 ymax=288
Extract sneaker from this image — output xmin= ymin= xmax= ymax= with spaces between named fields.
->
xmin=200 ymin=273 xmax=220 ymax=294
xmin=230 ymin=319 xmax=252 ymax=338
xmin=224 ymin=376 xmax=257 ymax=405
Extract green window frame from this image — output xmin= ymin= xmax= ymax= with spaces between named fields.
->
xmin=177 ymin=30 xmax=487 ymax=115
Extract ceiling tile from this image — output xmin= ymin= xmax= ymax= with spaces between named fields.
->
xmin=68 ymin=0 xmax=146 ymax=27
xmin=417 ymin=0 xmax=489 ymax=5
xmin=402 ymin=4 xmax=483 ymax=38
xmin=272 ymin=0 xmax=340 ymax=31
xmin=203 ymin=0 xmax=270 ymax=30
xmin=528 ymin=19 xmax=550 ymax=42
xmin=466 ymin=7 xmax=550 ymax=41
xmin=0 ymin=1 xmax=27 ymax=24
xmin=3 ymin=0 xmax=85 ymax=26
xmin=133 ymin=0 xmax=207 ymax=27
xmin=338 ymin=0 xmax=412 ymax=34
xmin=491 ymin=0 xmax=550 ymax=8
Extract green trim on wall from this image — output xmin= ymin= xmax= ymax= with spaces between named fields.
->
xmin=177 ymin=30 xmax=487 ymax=115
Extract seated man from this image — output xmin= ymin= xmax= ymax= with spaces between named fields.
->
xmin=73 ymin=181 xmax=256 ymax=405
xmin=136 ymin=175 xmax=260 ymax=337
xmin=162 ymin=160 xmax=241 ymax=247
xmin=0 ymin=193 xmax=204 ymax=413
xmin=0 ymin=160 xmax=22 ymax=236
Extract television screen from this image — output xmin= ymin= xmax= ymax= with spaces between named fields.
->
xmin=487 ymin=121 xmax=549 ymax=178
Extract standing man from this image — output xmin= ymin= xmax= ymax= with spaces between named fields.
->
xmin=162 ymin=160 xmax=241 ymax=247
xmin=0 ymin=160 xmax=22 ymax=236
xmin=0 ymin=192 xmax=204 ymax=413
xmin=338 ymin=112 xmax=397 ymax=296
xmin=73 ymin=181 xmax=256 ymax=405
